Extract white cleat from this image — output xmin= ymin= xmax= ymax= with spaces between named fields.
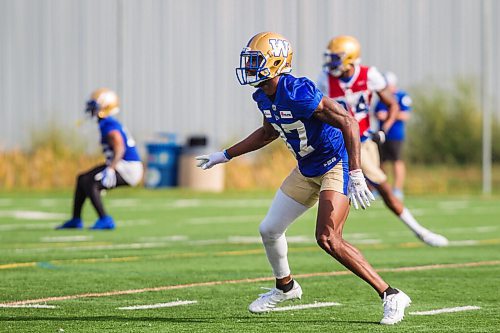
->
xmin=418 ymin=231 xmax=449 ymax=247
xmin=248 ymin=280 xmax=303 ymax=313
xmin=380 ymin=289 xmax=412 ymax=325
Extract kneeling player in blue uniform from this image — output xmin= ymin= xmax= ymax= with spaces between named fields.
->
xmin=56 ymin=88 xmax=143 ymax=230
xmin=196 ymin=32 xmax=411 ymax=325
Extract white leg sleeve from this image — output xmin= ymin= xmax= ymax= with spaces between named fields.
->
xmin=399 ymin=207 xmax=428 ymax=235
xmin=259 ymin=189 xmax=309 ymax=279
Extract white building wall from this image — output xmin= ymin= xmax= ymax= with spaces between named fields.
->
xmin=0 ymin=0 xmax=498 ymax=151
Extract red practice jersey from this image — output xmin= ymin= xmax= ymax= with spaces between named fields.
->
xmin=316 ymin=65 xmax=386 ymax=141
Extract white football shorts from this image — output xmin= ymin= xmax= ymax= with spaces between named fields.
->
xmin=115 ymin=160 xmax=144 ymax=186
xmin=280 ymin=160 xmax=348 ymax=208
xmin=360 ymin=139 xmax=387 ymax=185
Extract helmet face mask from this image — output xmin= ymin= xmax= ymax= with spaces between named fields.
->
xmin=236 ymin=49 xmax=271 ymax=86
xmin=236 ymin=32 xmax=293 ymax=87
xmin=324 ymin=35 xmax=361 ymax=77
xmin=85 ymin=100 xmax=99 ymax=118
xmin=323 ymin=52 xmax=347 ymax=77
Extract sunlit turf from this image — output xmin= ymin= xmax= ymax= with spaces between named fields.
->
xmin=0 ymin=189 xmax=499 ymax=332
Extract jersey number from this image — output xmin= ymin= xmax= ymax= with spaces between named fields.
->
xmin=271 ymin=120 xmax=315 ymax=158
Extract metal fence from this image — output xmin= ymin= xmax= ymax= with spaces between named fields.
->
xmin=1 ymin=0 xmax=498 ymax=152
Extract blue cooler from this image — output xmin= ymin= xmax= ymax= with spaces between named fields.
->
xmin=145 ymin=134 xmax=182 ymax=188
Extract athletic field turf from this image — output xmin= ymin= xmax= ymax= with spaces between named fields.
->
xmin=0 ymin=189 xmax=498 ymax=332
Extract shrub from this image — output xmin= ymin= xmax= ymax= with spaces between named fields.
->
xmin=0 ymin=124 xmax=102 ymax=190
xmin=406 ymin=80 xmax=500 ymax=164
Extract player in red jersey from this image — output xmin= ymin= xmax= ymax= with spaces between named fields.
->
xmin=317 ymin=35 xmax=448 ymax=247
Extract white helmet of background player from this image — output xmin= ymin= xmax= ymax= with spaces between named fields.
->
xmin=323 ymin=35 xmax=361 ymax=77
xmin=85 ymin=88 xmax=120 ymax=119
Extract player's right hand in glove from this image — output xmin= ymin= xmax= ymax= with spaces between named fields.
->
xmin=348 ymin=169 xmax=375 ymax=209
xmin=95 ymin=167 xmax=117 ymax=188
xmin=370 ymin=130 xmax=386 ymax=144
xmin=195 ymin=151 xmax=230 ymax=170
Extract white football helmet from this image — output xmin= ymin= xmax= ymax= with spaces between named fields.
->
xmin=86 ymin=88 xmax=120 ymax=119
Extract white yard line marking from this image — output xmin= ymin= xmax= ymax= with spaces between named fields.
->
xmin=438 ymin=201 xmax=470 ymax=210
xmin=7 ymin=237 xmax=500 ymax=256
xmin=119 ymin=219 xmax=153 ymax=226
xmin=1 ymin=260 xmax=499 ymax=306
xmin=444 ymin=226 xmax=498 ymax=234
xmin=228 ymin=236 xmax=314 ymax=244
xmin=41 ymin=236 xmax=93 ymax=243
xmin=39 ymin=199 xmax=69 ymax=207
xmin=345 ymin=233 xmax=372 ymax=239
xmin=0 ymin=210 xmax=66 ymax=220
xmin=107 ymin=199 xmax=140 ymax=207
xmin=0 ymin=223 xmax=58 ymax=231
xmin=0 ymin=199 xmax=13 ymax=206
xmin=386 ymin=225 xmax=498 ymax=237
xmin=0 ymin=304 xmax=57 ymax=309
xmin=449 ymin=240 xmax=479 ymax=246
xmin=187 ymin=215 xmax=262 ymax=225
xmin=271 ymin=302 xmax=341 ymax=312
xmin=170 ymin=199 xmax=271 ymax=208
xmin=0 ymin=220 xmax=151 ymax=232
xmin=410 ymin=306 xmax=481 ymax=316
xmin=139 ymin=235 xmax=188 ymax=242
xmin=14 ymin=242 xmax=176 ymax=253
xmin=350 ymin=239 xmax=381 ymax=245
xmin=118 ymin=300 xmax=197 ymax=310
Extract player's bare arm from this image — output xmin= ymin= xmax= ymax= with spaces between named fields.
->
xmin=107 ymin=130 xmax=125 ymax=170
xmin=377 ymin=109 xmax=409 ymax=122
xmin=398 ymin=111 xmax=411 ymax=122
xmin=312 ymin=96 xmax=361 ymax=171
xmin=377 ymin=88 xmax=400 ymax=133
xmin=196 ymin=118 xmax=279 ymax=170
xmin=377 ymin=110 xmax=388 ymax=121
xmin=226 ymin=118 xmax=279 ymax=158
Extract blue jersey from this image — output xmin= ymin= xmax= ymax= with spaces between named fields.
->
xmin=252 ymin=74 xmax=346 ymax=177
xmin=99 ymin=117 xmax=141 ymax=162
xmin=375 ymin=90 xmax=412 ymax=141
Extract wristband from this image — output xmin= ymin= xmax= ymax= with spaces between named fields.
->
xmin=223 ymin=149 xmax=232 ymax=160
xmin=349 ymin=169 xmax=362 ymax=176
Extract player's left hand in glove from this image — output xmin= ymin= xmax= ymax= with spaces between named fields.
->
xmin=348 ymin=169 xmax=375 ymax=210
xmin=95 ymin=167 xmax=117 ymax=188
xmin=370 ymin=130 xmax=386 ymax=144
xmin=195 ymin=151 xmax=230 ymax=170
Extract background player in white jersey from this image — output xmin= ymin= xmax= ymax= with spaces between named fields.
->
xmin=317 ymin=35 xmax=448 ymax=247
xmin=196 ymin=32 xmax=411 ymax=325
xmin=56 ymin=88 xmax=143 ymax=230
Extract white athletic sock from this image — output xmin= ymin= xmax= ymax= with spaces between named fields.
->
xmin=259 ymin=189 xmax=309 ymax=279
xmin=399 ymin=208 xmax=429 ymax=235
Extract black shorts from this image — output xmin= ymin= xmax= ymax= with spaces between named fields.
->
xmin=380 ymin=140 xmax=404 ymax=162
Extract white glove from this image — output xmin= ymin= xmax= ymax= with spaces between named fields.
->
xmin=95 ymin=167 xmax=117 ymax=188
xmin=195 ymin=151 xmax=230 ymax=170
xmin=348 ymin=169 xmax=375 ymax=210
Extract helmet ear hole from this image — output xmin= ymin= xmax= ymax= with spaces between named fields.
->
xmin=274 ymin=60 xmax=281 ymax=66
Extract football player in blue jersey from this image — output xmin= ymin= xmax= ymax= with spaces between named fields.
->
xmin=56 ymin=88 xmax=143 ymax=230
xmin=375 ymin=72 xmax=411 ymax=200
xmin=196 ymin=32 xmax=410 ymax=325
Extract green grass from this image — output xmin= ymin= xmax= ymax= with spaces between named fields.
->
xmin=0 ymin=189 xmax=499 ymax=332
